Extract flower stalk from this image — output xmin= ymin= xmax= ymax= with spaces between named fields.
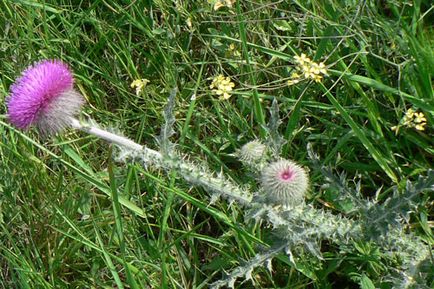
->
xmin=70 ymin=118 xmax=144 ymax=151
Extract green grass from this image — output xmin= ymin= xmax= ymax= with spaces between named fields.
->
xmin=0 ymin=0 xmax=433 ymax=288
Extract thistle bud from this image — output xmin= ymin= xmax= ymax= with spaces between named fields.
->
xmin=260 ymin=159 xmax=308 ymax=207
xmin=238 ymin=140 xmax=267 ymax=164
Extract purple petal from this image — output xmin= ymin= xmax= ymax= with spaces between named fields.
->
xmin=7 ymin=59 xmax=74 ymax=129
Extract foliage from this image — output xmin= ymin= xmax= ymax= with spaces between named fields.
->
xmin=0 ymin=1 xmax=433 ymax=288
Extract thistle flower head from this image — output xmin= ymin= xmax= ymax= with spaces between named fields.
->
xmin=6 ymin=59 xmax=84 ymax=136
xmin=260 ymin=159 xmax=309 ymax=207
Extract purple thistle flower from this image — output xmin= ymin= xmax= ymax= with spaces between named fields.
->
xmin=7 ymin=59 xmax=84 ymax=136
xmin=261 ymin=159 xmax=309 ymax=206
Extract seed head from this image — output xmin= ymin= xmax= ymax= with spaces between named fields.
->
xmin=6 ymin=59 xmax=84 ymax=136
xmin=260 ymin=159 xmax=308 ymax=207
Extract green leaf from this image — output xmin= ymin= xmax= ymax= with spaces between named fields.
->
xmin=319 ymin=85 xmax=399 ymax=183
xmin=360 ymin=274 xmax=376 ymax=289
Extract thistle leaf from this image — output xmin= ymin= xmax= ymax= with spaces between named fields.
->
xmin=266 ymin=98 xmax=286 ymax=157
xmin=158 ymin=87 xmax=178 ymax=154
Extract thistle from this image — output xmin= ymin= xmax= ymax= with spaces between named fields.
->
xmin=6 ymin=60 xmax=84 ymax=136
xmin=260 ymin=159 xmax=309 ymax=207
xmin=5 ymin=60 xmax=431 ymax=289
xmin=6 ymin=59 xmax=142 ymax=151
xmin=6 ymin=59 xmax=251 ymax=204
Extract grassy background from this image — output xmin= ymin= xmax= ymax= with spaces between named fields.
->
xmin=0 ymin=0 xmax=433 ymax=288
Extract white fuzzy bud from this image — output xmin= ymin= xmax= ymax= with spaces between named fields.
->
xmin=238 ymin=140 xmax=267 ymax=167
xmin=260 ymin=159 xmax=309 ymax=207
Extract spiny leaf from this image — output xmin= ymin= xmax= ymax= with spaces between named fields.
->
xmin=266 ymin=98 xmax=286 ymax=157
xmin=158 ymin=87 xmax=178 ymax=154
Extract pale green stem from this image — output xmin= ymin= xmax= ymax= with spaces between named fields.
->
xmin=69 ymin=118 xmax=253 ymax=204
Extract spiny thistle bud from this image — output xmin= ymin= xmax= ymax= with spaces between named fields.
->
xmin=260 ymin=159 xmax=309 ymax=207
xmin=6 ymin=59 xmax=84 ymax=136
xmin=238 ymin=140 xmax=267 ymax=164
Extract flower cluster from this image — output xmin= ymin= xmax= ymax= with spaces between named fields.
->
xmin=209 ymin=0 xmax=236 ymax=11
xmin=210 ymin=74 xmax=235 ymax=100
xmin=288 ymin=53 xmax=328 ymax=85
xmin=391 ymin=108 xmax=427 ymax=132
xmin=130 ymin=78 xmax=150 ymax=96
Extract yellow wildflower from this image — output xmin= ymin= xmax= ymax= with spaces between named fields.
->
xmin=392 ymin=108 xmax=427 ymax=133
xmin=210 ymin=74 xmax=235 ymax=100
xmin=414 ymin=112 xmax=427 ymax=124
xmin=131 ymin=79 xmax=150 ymax=95
xmin=226 ymin=43 xmax=241 ymax=58
xmin=291 ymin=72 xmax=300 ymax=79
xmin=289 ymin=53 xmax=328 ymax=86
xmin=310 ymin=62 xmax=327 ymax=75
xmin=294 ymin=53 xmax=311 ymax=65
xmin=415 ymin=124 xmax=426 ymax=131
xmin=312 ymin=74 xmax=323 ymax=83
xmin=403 ymin=108 xmax=415 ymax=123
xmin=290 ymin=72 xmax=301 ymax=79
xmin=209 ymin=0 xmax=236 ymax=11
xmin=287 ymin=79 xmax=300 ymax=86
xmin=287 ymin=72 xmax=301 ymax=86
xmin=303 ymin=66 xmax=314 ymax=79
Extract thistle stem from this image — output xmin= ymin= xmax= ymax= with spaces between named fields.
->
xmin=70 ymin=118 xmax=144 ymax=151
xmin=69 ymin=117 xmax=252 ymax=204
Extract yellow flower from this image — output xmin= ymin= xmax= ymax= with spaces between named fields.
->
xmin=131 ymin=79 xmax=150 ymax=96
xmin=310 ymin=62 xmax=328 ymax=75
xmin=226 ymin=43 xmax=241 ymax=57
xmin=294 ymin=53 xmax=311 ymax=65
xmin=318 ymin=62 xmax=327 ymax=75
xmin=393 ymin=108 xmax=428 ymax=133
xmin=209 ymin=75 xmax=223 ymax=89
xmin=292 ymin=53 xmax=328 ymax=84
xmin=312 ymin=74 xmax=323 ymax=82
xmin=290 ymin=72 xmax=301 ymax=79
xmin=210 ymin=74 xmax=235 ymax=100
xmin=210 ymin=0 xmax=236 ymax=11
xmin=287 ymin=72 xmax=302 ymax=86
xmin=404 ymin=108 xmax=415 ymax=120
xmin=415 ymin=124 xmax=426 ymax=131
xmin=414 ymin=112 xmax=427 ymax=123
xmin=287 ymin=79 xmax=300 ymax=86
xmin=305 ymin=67 xmax=315 ymax=78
